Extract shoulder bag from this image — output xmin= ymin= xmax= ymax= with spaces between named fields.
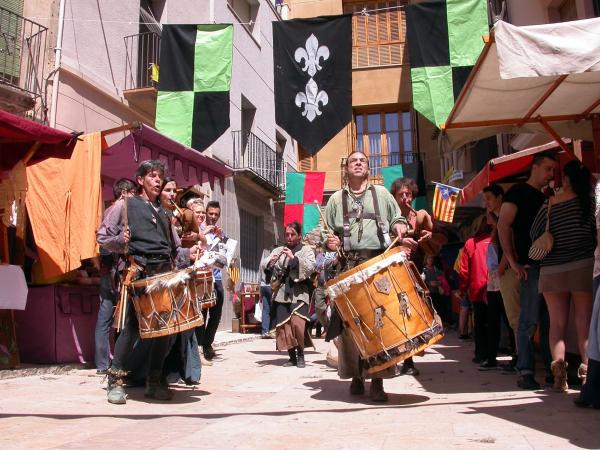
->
xmin=528 ymin=199 xmax=554 ymax=261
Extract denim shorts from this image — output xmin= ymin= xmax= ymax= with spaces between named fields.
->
xmin=460 ymin=297 xmax=472 ymax=309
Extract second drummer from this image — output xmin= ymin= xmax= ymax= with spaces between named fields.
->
xmin=324 ymin=151 xmax=410 ymax=402
xmin=96 ymin=160 xmax=199 ymax=405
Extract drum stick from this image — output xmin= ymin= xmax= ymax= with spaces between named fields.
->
xmin=314 ymin=201 xmax=346 ymax=259
xmin=314 ymin=200 xmax=331 ymax=233
xmin=384 ymin=235 xmax=400 ymax=253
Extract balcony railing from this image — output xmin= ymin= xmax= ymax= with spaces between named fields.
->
xmin=232 ymin=130 xmax=285 ymax=192
xmin=340 ymin=152 xmax=421 ymax=187
xmin=0 ymin=7 xmax=47 ymax=121
xmin=124 ymin=31 xmax=160 ymax=91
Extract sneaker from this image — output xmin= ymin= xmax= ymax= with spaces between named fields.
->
xmin=96 ymin=369 xmax=108 ymax=375
xmin=459 ymin=334 xmax=471 ymax=341
xmin=200 ymin=354 xmax=213 ymax=366
xmin=203 ymin=345 xmax=217 ymax=361
xmin=500 ymin=363 xmax=517 ymax=373
xmin=260 ymin=333 xmax=271 ymax=339
xmin=107 ymin=385 xmax=127 ymax=405
xmin=472 ymin=357 xmax=485 ymax=364
xmin=478 ymin=360 xmax=498 ymax=371
xmin=184 ymin=378 xmax=200 ymax=386
xmin=517 ymin=375 xmax=540 ymax=390
xmin=400 ymin=362 xmax=420 ymax=376
xmin=350 ymin=377 xmax=365 ymax=395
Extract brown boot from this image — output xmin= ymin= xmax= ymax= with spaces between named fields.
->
xmin=551 ymin=359 xmax=568 ymax=392
xmin=578 ymin=363 xmax=588 ymax=385
xmin=369 ymin=377 xmax=389 ymax=402
xmin=145 ymin=371 xmax=174 ymax=400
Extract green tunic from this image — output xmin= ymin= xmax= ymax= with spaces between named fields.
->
xmin=324 ymin=184 xmax=407 ymax=251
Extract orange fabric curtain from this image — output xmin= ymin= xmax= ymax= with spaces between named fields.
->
xmin=26 ymin=132 xmax=104 ymax=279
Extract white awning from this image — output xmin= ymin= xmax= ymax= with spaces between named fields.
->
xmin=442 ymin=18 xmax=600 ymax=150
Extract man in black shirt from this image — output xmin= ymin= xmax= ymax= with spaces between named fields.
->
xmin=498 ymin=152 xmax=556 ymax=390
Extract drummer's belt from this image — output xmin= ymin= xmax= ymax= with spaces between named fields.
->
xmin=341 ymin=186 xmax=391 ymax=253
xmin=342 ymin=249 xmax=383 ymax=270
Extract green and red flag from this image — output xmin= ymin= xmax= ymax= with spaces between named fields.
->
xmin=284 ymin=172 xmax=326 ymax=235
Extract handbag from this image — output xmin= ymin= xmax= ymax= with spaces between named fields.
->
xmin=528 ymin=199 xmax=554 ymax=261
xmin=253 ymin=299 xmax=263 ymax=323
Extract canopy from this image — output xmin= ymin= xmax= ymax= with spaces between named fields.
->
xmin=442 ymin=18 xmax=600 ymax=150
xmin=0 ymin=110 xmax=78 ymax=171
xmin=102 ymin=123 xmax=233 ymax=198
xmin=461 ymin=141 xmax=576 ymax=203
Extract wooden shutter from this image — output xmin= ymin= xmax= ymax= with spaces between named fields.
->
xmin=298 ymin=146 xmax=313 ymax=171
xmin=345 ymin=0 xmax=406 ymax=68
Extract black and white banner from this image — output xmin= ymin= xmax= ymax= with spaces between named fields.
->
xmin=273 ymin=15 xmax=352 ymax=155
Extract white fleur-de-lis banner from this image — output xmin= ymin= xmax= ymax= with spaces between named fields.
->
xmin=273 ymin=15 xmax=352 ymax=155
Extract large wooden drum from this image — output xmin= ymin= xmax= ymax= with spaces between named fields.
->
xmin=129 ymin=269 xmax=204 ymax=339
xmin=326 ymin=247 xmax=444 ymax=375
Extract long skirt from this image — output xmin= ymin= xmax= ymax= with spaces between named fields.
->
xmin=274 ymin=301 xmax=313 ymax=351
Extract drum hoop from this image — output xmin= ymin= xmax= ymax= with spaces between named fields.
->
xmin=130 ymin=269 xmax=192 ymax=294
xmin=326 ymin=250 xmax=407 ymax=300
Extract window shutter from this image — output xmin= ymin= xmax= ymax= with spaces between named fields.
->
xmin=298 ymin=147 xmax=313 ymax=171
xmin=346 ymin=0 xmax=406 ymax=68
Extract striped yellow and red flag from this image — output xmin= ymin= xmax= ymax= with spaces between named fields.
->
xmin=432 ymin=183 xmax=461 ymax=223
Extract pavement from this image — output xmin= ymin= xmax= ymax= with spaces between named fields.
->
xmin=0 ymin=330 xmax=598 ymax=449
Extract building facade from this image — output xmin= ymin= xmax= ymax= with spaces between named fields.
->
xmin=286 ymin=0 xmax=599 ymax=200
xmin=1 ymin=0 xmax=295 ymax=331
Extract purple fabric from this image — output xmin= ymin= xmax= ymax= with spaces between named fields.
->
xmin=101 ymin=124 xmax=232 ymax=199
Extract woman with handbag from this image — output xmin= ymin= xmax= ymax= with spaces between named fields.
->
xmin=530 ymin=160 xmax=596 ymax=392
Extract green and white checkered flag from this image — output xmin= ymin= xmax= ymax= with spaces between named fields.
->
xmin=155 ymin=24 xmax=233 ymax=152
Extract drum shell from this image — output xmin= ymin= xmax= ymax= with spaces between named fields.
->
xmin=129 ymin=269 xmax=204 ymax=339
xmin=327 ymin=247 xmax=444 ymax=374
xmin=193 ymin=269 xmax=216 ymax=309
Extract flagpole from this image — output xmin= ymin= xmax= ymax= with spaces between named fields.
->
xmin=432 ymin=181 xmax=462 ymax=191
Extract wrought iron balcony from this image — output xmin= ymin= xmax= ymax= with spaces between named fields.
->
xmin=0 ymin=7 xmax=47 ymax=121
xmin=124 ymin=31 xmax=161 ymax=91
xmin=340 ymin=152 xmax=420 ymax=187
xmin=232 ymin=130 xmax=285 ymax=192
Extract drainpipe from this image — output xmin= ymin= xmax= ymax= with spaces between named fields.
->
xmin=49 ymin=0 xmax=66 ymax=127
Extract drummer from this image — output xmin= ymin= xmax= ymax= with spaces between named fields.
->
xmin=96 ymin=160 xmax=199 ymax=405
xmin=324 ymin=151 xmax=410 ymax=402
xmin=390 ymin=176 xmax=434 ymax=377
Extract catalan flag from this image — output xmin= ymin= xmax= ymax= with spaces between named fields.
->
xmin=432 ymin=183 xmax=461 ymax=223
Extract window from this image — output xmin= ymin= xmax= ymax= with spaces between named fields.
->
xmin=228 ymin=0 xmax=260 ymax=37
xmin=343 ymin=1 xmax=407 ymax=68
xmin=240 ymin=209 xmax=262 ymax=283
xmin=298 ymin=146 xmax=315 ymax=171
xmin=355 ymin=110 xmax=414 ymax=175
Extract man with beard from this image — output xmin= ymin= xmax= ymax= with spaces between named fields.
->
xmin=324 ymin=151 xmax=409 ymax=402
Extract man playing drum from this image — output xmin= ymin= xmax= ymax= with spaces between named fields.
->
xmin=324 ymin=151 xmax=411 ymax=402
xmin=96 ymin=160 xmax=199 ymax=404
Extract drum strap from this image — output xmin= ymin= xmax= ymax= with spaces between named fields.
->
xmin=341 ymin=186 xmax=390 ymax=252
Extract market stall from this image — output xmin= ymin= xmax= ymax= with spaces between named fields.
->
xmin=441 ymin=18 xmax=600 ymax=162
xmin=0 ymin=110 xmax=79 ymax=368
